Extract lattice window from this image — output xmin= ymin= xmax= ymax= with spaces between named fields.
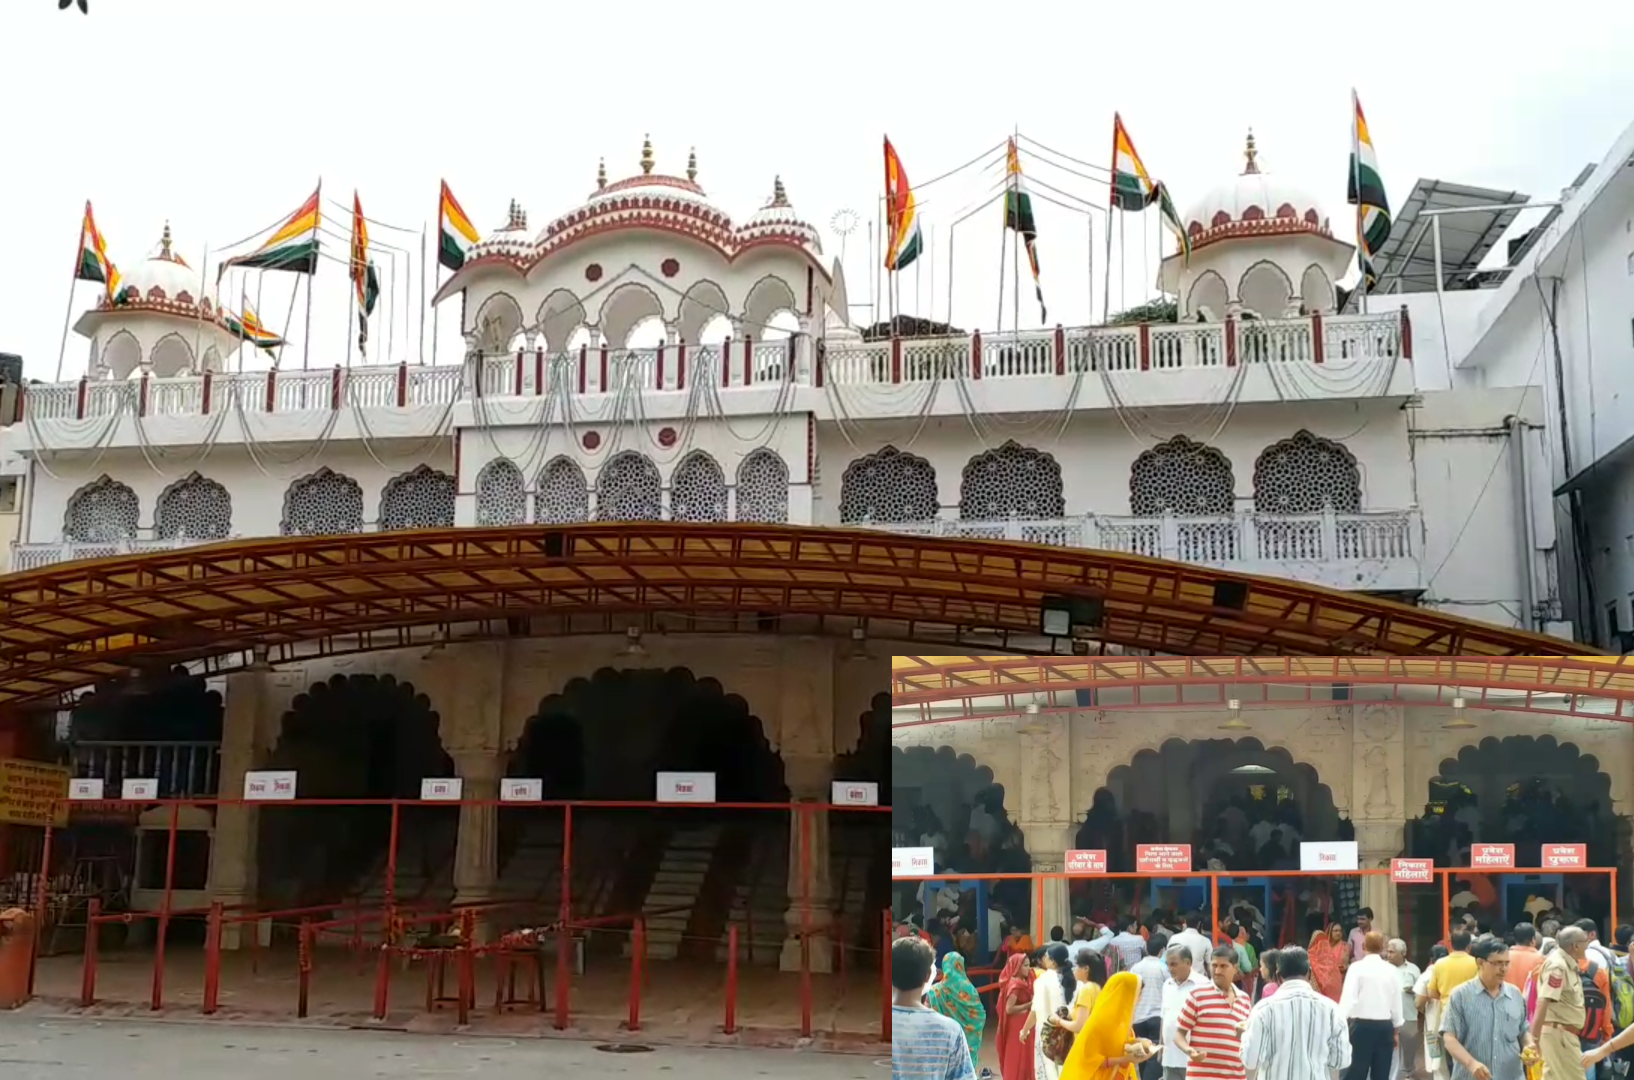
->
xmin=838 ymin=446 xmax=938 ymax=524
xmin=280 ymin=468 xmax=364 ymax=536
xmin=64 ymin=475 xmax=140 ymax=542
xmin=475 ymin=459 xmax=527 ymax=526
xmin=534 ymin=457 xmax=589 ymax=524
xmin=669 ymin=452 xmax=727 ymax=523
xmin=1253 ymin=430 xmax=1361 ymax=514
xmin=155 ymin=472 xmax=231 ymax=540
xmin=736 ymin=450 xmax=789 ymax=524
xmin=595 ymin=451 xmax=661 ymax=522
xmin=958 ymin=441 xmax=1064 ymax=519
xmin=1130 ymin=436 xmax=1236 ymax=516
xmin=380 ymin=466 xmax=456 ymax=531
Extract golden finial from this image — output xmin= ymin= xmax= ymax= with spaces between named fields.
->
xmin=160 ymin=221 xmax=173 ymax=260
xmin=640 ymin=134 xmax=655 ymax=176
xmin=771 ymin=175 xmax=788 ymax=207
xmin=596 ymin=158 xmax=607 ymax=190
xmin=686 ymin=147 xmax=698 ymax=183
xmin=1243 ymin=128 xmax=1260 ymax=175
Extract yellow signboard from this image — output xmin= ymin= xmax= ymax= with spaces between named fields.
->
xmin=0 ymin=758 xmax=71 ymax=827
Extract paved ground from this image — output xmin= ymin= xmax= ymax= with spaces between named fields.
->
xmin=0 ymin=1015 xmax=890 ymax=1078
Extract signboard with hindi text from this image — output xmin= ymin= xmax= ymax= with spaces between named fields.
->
xmin=892 ymin=846 xmax=936 ymax=877
xmin=656 ymin=772 xmax=716 ymax=803
xmin=831 ymin=781 xmax=879 ymax=806
xmin=243 ymin=770 xmax=298 ymax=801
xmin=121 ymin=777 xmax=158 ymax=801
xmin=1392 ymin=858 xmax=1435 ymax=884
xmin=501 ymin=778 xmax=542 ymax=802
xmin=1064 ymin=850 xmax=1107 ymax=875
xmin=421 ymin=777 xmax=463 ymax=801
xmin=0 ymin=759 xmax=71 ymax=826
xmin=69 ymin=777 xmax=105 ymax=801
xmin=1136 ymin=844 xmax=1192 ymax=874
xmin=1541 ymin=843 xmax=1587 ymax=870
xmin=1470 ymin=843 xmax=1516 ymax=870
xmin=1299 ymin=841 xmax=1359 ymax=872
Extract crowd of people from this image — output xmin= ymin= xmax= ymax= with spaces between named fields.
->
xmin=893 ymin=907 xmax=1634 ymax=1080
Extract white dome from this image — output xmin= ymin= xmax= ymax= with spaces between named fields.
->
xmin=470 ymin=199 xmax=535 ymax=259
xmin=739 ymin=177 xmax=822 ymax=254
xmin=121 ymin=227 xmax=205 ymax=304
xmin=1180 ymin=133 xmax=1336 ymax=253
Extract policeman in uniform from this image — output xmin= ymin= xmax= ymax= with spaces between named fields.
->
xmin=1532 ymin=925 xmax=1590 ymax=1079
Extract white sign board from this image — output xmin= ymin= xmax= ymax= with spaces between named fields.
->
xmin=501 ymin=778 xmax=543 ymax=802
xmin=1299 ymin=841 xmax=1359 ymax=872
xmin=420 ymin=777 xmax=463 ymax=801
xmin=243 ymin=770 xmax=298 ymax=801
xmin=656 ymin=771 xmax=716 ymax=803
xmin=69 ymin=777 xmax=105 ymax=801
xmin=831 ymin=780 xmax=879 ymax=806
xmin=121 ymin=778 xmax=159 ymax=800
xmin=891 ymin=846 xmax=936 ymax=877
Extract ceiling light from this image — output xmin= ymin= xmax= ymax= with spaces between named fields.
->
xmin=1015 ymin=702 xmax=1050 ymax=735
xmin=245 ymin=644 xmax=273 ymax=673
xmin=849 ymin=625 xmax=870 ymax=659
xmin=422 ymin=628 xmax=449 ymax=659
xmin=624 ymin=626 xmax=646 ymax=657
xmin=1220 ymin=702 xmax=1250 ymax=731
xmin=1444 ymin=695 xmax=1476 ymax=729
xmin=1231 ymin=764 xmax=1276 ymax=775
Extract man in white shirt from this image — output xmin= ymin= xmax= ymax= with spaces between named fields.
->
xmin=1112 ymin=914 xmax=1149 ymax=971
xmin=1338 ymin=930 xmax=1403 ymax=1080
xmin=1067 ymin=917 xmax=1099 ymax=960
xmin=1161 ymin=941 xmax=1209 ymax=1080
xmin=1129 ymin=934 xmax=1170 ymax=1080
xmin=1577 ymin=917 xmax=1619 ymax=973
xmin=1386 ymin=937 xmax=1421 ymax=1080
xmin=1243 ymin=945 xmax=1352 ymax=1080
xmin=1170 ymin=913 xmax=1213 ymax=970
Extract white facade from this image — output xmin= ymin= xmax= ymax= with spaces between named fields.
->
xmin=0 ymin=134 xmax=1576 ymax=637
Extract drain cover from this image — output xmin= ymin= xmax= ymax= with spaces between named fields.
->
xmin=593 ymin=1044 xmax=655 ymax=1054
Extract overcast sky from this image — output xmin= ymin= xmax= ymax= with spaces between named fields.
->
xmin=2 ymin=0 xmax=1631 ymax=380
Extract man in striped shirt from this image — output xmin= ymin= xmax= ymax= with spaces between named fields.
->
xmin=891 ymin=937 xmax=976 ymax=1080
xmin=1175 ymin=944 xmax=1252 ymax=1080
xmin=1242 ymin=945 xmax=1352 ymax=1080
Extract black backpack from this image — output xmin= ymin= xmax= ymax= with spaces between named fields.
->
xmin=1581 ymin=959 xmax=1610 ymax=1040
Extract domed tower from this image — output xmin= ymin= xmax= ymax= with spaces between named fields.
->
xmin=1158 ymin=131 xmax=1355 ymax=321
xmin=73 ymin=223 xmax=242 ymax=379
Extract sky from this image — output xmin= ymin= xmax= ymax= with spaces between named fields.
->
xmin=2 ymin=0 xmax=1632 ymax=381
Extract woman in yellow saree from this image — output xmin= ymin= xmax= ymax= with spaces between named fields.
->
xmin=1058 ymin=970 xmax=1153 ymax=1080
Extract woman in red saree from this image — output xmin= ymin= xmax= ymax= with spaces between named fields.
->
xmin=997 ymin=951 xmax=1036 ymax=1080
xmin=1307 ymin=923 xmax=1346 ymax=1002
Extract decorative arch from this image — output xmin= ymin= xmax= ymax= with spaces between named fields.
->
xmin=534 ymin=456 xmax=589 ymax=524
xmin=149 ymin=332 xmax=195 ymax=377
xmin=1238 ymin=260 xmax=1295 ymax=319
xmin=1186 ymin=270 xmax=1230 ymax=321
xmin=280 ymin=467 xmax=364 ymax=536
xmin=155 ymin=472 xmax=232 ymax=541
xmin=594 ymin=451 xmax=661 ymax=522
xmin=596 ymin=282 xmax=664 ymax=353
xmin=535 ymin=289 xmax=588 ymax=353
xmin=742 ymin=274 xmax=800 ymax=335
xmin=1253 ymin=430 xmax=1362 ymax=514
xmin=670 ymin=451 xmax=727 ymax=523
xmin=380 ymin=465 xmax=456 ymax=531
xmin=1299 ymin=264 xmax=1334 ymax=315
xmin=475 ymin=458 xmax=527 ymax=526
xmin=100 ymin=330 xmax=143 ymax=379
xmin=735 ymin=449 xmax=790 ymax=523
xmin=839 ymin=446 xmax=938 ymax=524
xmin=958 ymin=441 xmax=1064 ymax=520
xmin=1130 ymin=436 xmax=1236 ymax=515
xmin=473 ymin=292 xmax=526 ymax=355
xmin=678 ymin=279 xmax=731 ymax=345
xmin=64 ymin=475 xmax=140 ymax=543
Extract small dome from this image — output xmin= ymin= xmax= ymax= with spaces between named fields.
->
xmin=118 ymin=223 xmax=206 ymax=305
xmin=469 ymin=199 xmax=534 ymax=259
xmin=738 ymin=176 xmax=822 ymax=254
xmin=1181 ymin=131 xmax=1333 ymax=252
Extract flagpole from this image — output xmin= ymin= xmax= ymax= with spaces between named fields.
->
xmin=193 ymin=242 xmax=209 ymax=371
xmin=1118 ymin=209 xmax=1127 ymax=316
xmin=346 ymin=282 xmax=356 ymax=368
xmin=1102 ymin=207 xmax=1114 ymax=325
xmin=945 ymin=228 xmax=955 ymax=331
xmin=418 ymin=224 xmax=428 ymax=364
xmin=915 ymin=238 xmax=923 ymax=319
xmin=872 ymin=196 xmax=883 ymax=333
xmin=384 ymin=248 xmax=395 ymax=365
xmin=302 ymin=179 xmax=321 ymax=371
xmin=927 ymin=225 xmax=936 ymax=324
xmin=1352 ymin=90 xmax=1370 ymax=316
xmin=995 ymin=226 xmax=1007 ymax=337
xmin=252 ymin=271 xmax=266 ymax=373
xmin=1086 ymin=214 xmax=1095 ymax=328
xmin=55 ymin=209 xmax=90 ymax=382
xmin=431 ymin=186 xmax=442 ymax=366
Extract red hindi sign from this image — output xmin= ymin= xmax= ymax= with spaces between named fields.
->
xmin=1391 ymin=858 xmax=1435 ymax=884
xmin=1136 ymin=844 xmax=1192 ymax=874
xmin=1541 ymin=843 xmax=1587 ymax=870
xmin=1469 ymin=843 xmax=1516 ymax=870
xmin=1064 ymin=850 xmax=1107 ymax=875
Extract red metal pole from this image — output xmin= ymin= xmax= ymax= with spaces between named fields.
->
xmin=27 ymin=822 xmax=53 ymax=997
xmin=297 ymin=921 xmax=312 ymax=1019
xmin=881 ymin=908 xmax=891 ymax=1043
xmin=1441 ymin=869 xmax=1451 ymax=944
xmin=800 ymin=804 xmax=813 ymax=1040
xmin=80 ymin=897 xmax=100 ymax=1007
xmin=383 ymin=801 xmax=401 ymax=938
xmin=202 ymin=901 xmax=223 ymax=1014
xmin=372 ymin=945 xmax=391 ymax=1020
xmin=554 ymin=803 xmax=573 ymax=1031
xmin=1611 ymin=868 xmax=1620 ymax=934
xmin=723 ymin=923 xmax=738 ymax=1035
xmin=1210 ymin=873 xmax=1220 ymax=943
xmin=151 ymin=801 xmax=180 ymax=1011
xmin=627 ymin=917 xmax=645 ymax=1032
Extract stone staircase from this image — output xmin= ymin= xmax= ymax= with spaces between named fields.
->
xmin=831 ymin=825 xmax=876 ymax=956
xmin=626 ymin=825 xmax=723 ymax=961
xmin=717 ymin=827 xmax=789 ymax=964
xmin=355 ymin=813 xmax=459 ymax=911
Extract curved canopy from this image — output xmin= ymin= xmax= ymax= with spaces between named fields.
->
xmin=0 ymin=523 xmax=1589 ymax=709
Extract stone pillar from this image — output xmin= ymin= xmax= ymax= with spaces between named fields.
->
xmin=781 ymin=755 xmax=834 ymax=973
xmin=1017 ymin=719 xmax=1076 ymax=939
xmin=208 ymin=672 xmax=273 ymax=949
xmin=1353 ymin=704 xmax=1408 ymax=938
xmin=1021 ymin=824 xmax=1075 ymax=938
xmin=452 ymin=748 xmax=503 ymax=938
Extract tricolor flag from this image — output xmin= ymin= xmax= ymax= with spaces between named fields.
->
xmin=1347 ymin=90 xmax=1392 ymax=289
xmin=1111 ymin=113 xmax=1190 ymax=264
xmin=75 ymin=201 xmax=122 ymax=302
xmin=438 ymin=180 xmax=482 ymax=272
xmin=882 ymin=136 xmax=923 ymax=273
xmin=1003 ymin=138 xmax=1046 ymax=323
xmin=350 ymin=193 xmax=380 ymax=355
xmin=222 ymin=186 xmax=321 ymax=276
xmin=223 ymin=296 xmax=285 ymax=352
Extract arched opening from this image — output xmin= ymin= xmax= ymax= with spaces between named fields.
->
xmin=100 ymin=330 xmax=142 ymax=379
xmin=64 ymin=475 xmax=140 ymax=545
xmin=742 ymin=275 xmax=798 ymax=338
xmin=1253 ymin=430 xmax=1362 ymax=514
xmin=149 ymin=333 xmax=194 ymax=377
xmin=502 ymin=668 xmax=786 ymax=961
xmin=696 ymin=314 xmax=732 ymax=344
xmin=155 ymin=473 xmax=232 ymax=541
xmin=679 ymin=281 xmax=730 ymax=346
xmin=473 ymin=293 xmax=525 ymax=356
xmin=1238 ymin=261 xmax=1294 ymax=319
xmin=1185 ymin=270 xmax=1229 ymax=321
xmin=475 ymin=458 xmax=527 ymax=526
xmin=624 ymin=315 xmax=667 ymax=349
xmin=837 ymin=693 xmax=891 ymax=952
xmin=1299 ymin=264 xmax=1334 ymax=314
xmin=839 ymin=446 xmax=939 ymax=525
xmin=1407 ymin=734 xmax=1625 ymax=933
xmin=536 ymin=289 xmax=587 ymax=354
xmin=596 ymin=283 xmax=664 ymax=353
xmin=256 ymin=674 xmax=454 ymax=910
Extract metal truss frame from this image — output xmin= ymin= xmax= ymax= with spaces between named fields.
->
xmin=0 ymin=524 xmax=1592 ymax=710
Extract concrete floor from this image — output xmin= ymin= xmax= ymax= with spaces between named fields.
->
xmin=0 ymin=1014 xmax=890 ymax=1079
